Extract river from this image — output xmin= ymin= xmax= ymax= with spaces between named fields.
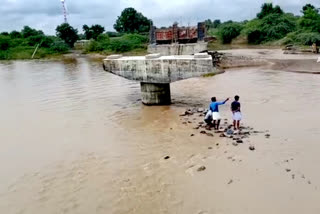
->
xmin=0 ymin=53 xmax=320 ymax=214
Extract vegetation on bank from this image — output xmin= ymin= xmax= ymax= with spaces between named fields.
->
xmin=206 ymin=3 xmax=320 ymax=46
xmin=0 ymin=3 xmax=319 ymax=60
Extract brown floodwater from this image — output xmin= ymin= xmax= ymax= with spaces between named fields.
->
xmin=0 ymin=54 xmax=320 ymax=214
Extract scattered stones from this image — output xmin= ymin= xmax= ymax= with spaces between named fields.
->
xmin=292 ymin=174 xmax=295 ymax=179
xmin=206 ymin=133 xmax=214 ymax=137
xmin=193 ymin=126 xmax=200 ymax=130
xmin=249 ymin=146 xmax=255 ymax=151
xmin=308 ymin=180 xmax=311 ymax=184
xmin=226 ymin=129 xmax=234 ymax=135
xmin=191 ymin=134 xmax=195 ymax=137
xmin=164 ymin=156 xmax=170 ymax=160
xmin=182 ymin=122 xmax=187 ymax=125
xmin=286 ymin=169 xmax=291 ymax=172
xmin=216 ymin=143 xmax=219 ymax=146
xmin=302 ymin=174 xmax=305 ymax=179
xmin=228 ymin=179 xmax=233 ymax=185
xmin=205 ymin=127 xmax=212 ymax=131
xmin=208 ymin=147 xmax=213 ymax=150
xmin=197 ymin=166 xmax=206 ymax=172
xmin=188 ymin=121 xmax=192 ymax=124
xmin=236 ymin=140 xmax=243 ymax=144
xmin=219 ymin=133 xmax=226 ymax=137
xmin=200 ymin=131 xmax=206 ymax=134
xmin=197 ymin=108 xmax=204 ymax=112
xmin=199 ymin=122 xmax=204 ymax=125
xmin=265 ymin=134 xmax=271 ymax=138
xmin=232 ymin=142 xmax=238 ymax=147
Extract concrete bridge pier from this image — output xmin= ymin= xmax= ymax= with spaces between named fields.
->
xmin=140 ymin=82 xmax=171 ymax=105
xmin=103 ymin=53 xmax=217 ymax=105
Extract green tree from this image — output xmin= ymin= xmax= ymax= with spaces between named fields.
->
xmin=213 ymin=19 xmax=221 ymax=28
xmin=257 ymin=3 xmax=284 ymax=19
xmin=299 ymin=4 xmax=320 ymax=32
xmin=219 ymin=23 xmax=243 ymax=44
xmin=114 ymin=8 xmax=152 ymax=33
xmin=56 ymin=23 xmax=79 ymax=47
xmin=83 ymin=24 xmax=105 ymax=40
xmin=9 ymin=31 xmax=21 ymax=38
xmin=21 ymin=26 xmax=43 ymax=38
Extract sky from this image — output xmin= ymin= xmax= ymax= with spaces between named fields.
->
xmin=0 ymin=0 xmax=319 ymax=35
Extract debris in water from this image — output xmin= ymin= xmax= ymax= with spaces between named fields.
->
xmin=164 ymin=156 xmax=170 ymax=160
xmin=228 ymin=179 xmax=233 ymax=185
xmin=191 ymin=134 xmax=195 ymax=137
xmin=208 ymin=147 xmax=213 ymax=150
xmin=286 ymin=169 xmax=291 ymax=172
xmin=249 ymin=146 xmax=255 ymax=151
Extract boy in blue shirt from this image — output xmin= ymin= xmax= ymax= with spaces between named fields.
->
xmin=205 ymin=97 xmax=229 ymax=130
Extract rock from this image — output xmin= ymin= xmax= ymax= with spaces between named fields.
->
xmin=205 ymin=127 xmax=212 ymax=131
xmin=226 ymin=129 xmax=234 ymax=135
xmin=216 ymin=143 xmax=219 ymax=146
xmin=286 ymin=169 xmax=291 ymax=172
xmin=182 ymin=122 xmax=187 ymax=125
xmin=206 ymin=133 xmax=214 ymax=137
xmin=197 ymin=108 xmax=204 ymax=112
xmin=237 ymin=140 xmax=243 ymax=144
xmin=200 ymin=131 xmax=207 ymax=134
xmin=292 ymin=174 xmax=295 ymax=179
xmin=219 ymin=133 xmax=226 ymax=138
xmin=249 ymin=146 xmax=255 ymax=151
xmin=185 ymin=111 xmax=193 ymax=116
xmin=265 ymin=134 xmax=271 ymax=138
xmin=208 ymin=147 xmax=213 ymax=150
xmin=232 ymin=142 xmax=238 ymax=147
xmin=191 ymin=134 xmax=195 ymax=137
xmin=199 ymin=122 xmax=204 ymax=125
xmin=228 ymin=179 xmax=233 ymax=185
xmin=164 ymin=156 xmax=170 ymax=160
xmin=197 ymin=166 xmax=206 ymax=172
xmin=193 ymin=126 xmax=200 ymax=130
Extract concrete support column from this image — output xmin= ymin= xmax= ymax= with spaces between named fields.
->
xmin=140 ymin=82 xmax=171 ymax=105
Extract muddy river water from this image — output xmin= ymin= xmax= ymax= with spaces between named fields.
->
xmin=0 ymin=51 xmax=320 ymax=214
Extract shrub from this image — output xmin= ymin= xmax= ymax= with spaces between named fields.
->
xmin=294 ymin=32 xmax=320 ymax=45
xmin=85 ymin=40 xmax=104 ymax=52
xmin=50 ymin=41 xmax=69 ymax=52
xmin=219 ymin=23 xmax=243 ymax=44
xmin=109 ymin=39 xmax=133 ymax=52
xmin=0 ymin=35 xmax=10 ymax=50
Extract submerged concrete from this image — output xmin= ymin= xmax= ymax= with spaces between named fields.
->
xmin=103 ymin=53 xmax=217 ymax=105
xmin=147 ymin=42 xmax=208 ymax=55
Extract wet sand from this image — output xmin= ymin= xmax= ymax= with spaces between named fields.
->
xmin=0 ymin=49 xmax=320 ymax=214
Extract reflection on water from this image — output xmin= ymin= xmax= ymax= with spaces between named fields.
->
xmin=1 ymin=58 xmax=320 ymax=214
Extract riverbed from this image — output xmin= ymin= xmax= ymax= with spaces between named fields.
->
xmin=0 ymin=50 xmax=320 ymax=214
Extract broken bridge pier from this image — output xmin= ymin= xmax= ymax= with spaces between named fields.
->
xmin=103 ymin=53 xmax=217 ymax=105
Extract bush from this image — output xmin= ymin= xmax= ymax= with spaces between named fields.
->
xmin=0 ymin=35 xmax=10 ymax=50
xmin=85 ymin=40 xmax=104 ymax=52
xmin=50 ymin=41 xmax=69 ymax=52
xmin=294 ymin=32 xmax=320 ymax=45
xmin=219 ymin=23 xmax=243 ymax=44
xmin=246 ymin=13 xmax=297 ymax=44
xmin=109 ymin=39 xmax=133 ymax=52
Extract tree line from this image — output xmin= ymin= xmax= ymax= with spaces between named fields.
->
xmin=207 ymin=3 xmax=320 ymax=45
xmin=1 ymin=4 xmax=320 ymax=59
